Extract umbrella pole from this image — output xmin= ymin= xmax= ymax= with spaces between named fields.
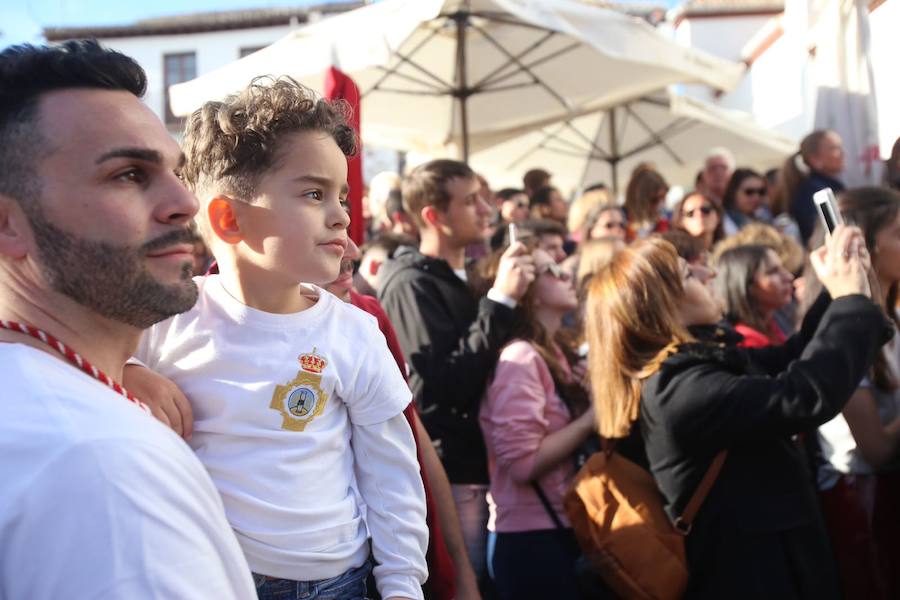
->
xmin=453 ymin=10 xmax=470 ymax=163
xmin=609 ymin=107 xmax=619 ymax=195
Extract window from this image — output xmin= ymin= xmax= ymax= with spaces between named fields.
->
xmin=239 ymin=46 xmax=265 ymax=59
xmin=164 ymin=52 xmax=196 ymax=125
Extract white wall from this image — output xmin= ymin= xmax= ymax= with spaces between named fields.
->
xmin=95 ymin=24 xmax=400 ymax=179
xmin=869 ymin=0 xmax=900 ymax=156
xmin=97 ymin=25 xmax=294 ymax=126
xmin=673 ymin=4 xmax=899 ymax=158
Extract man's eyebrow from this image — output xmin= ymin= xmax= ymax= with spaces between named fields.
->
xmin=292 ymin=174 xmax=350 ymax=194
xmin=95 ymin=147 xmax=163 ymax=165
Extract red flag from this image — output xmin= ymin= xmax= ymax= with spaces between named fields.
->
xmin=324 ymin=66 xmax=364 ymax=245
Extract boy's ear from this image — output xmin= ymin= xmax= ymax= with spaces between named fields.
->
xmin=207 ymin=196 xmax=243 ymax=245
xmin=0 ymin=195 xmax=29 ymax=259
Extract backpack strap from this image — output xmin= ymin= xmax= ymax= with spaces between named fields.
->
xmin=671 ymin=450 xmax=728 ymax=535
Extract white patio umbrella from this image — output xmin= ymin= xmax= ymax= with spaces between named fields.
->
xmin=468 ymin=90 xmax=798 ymax=193
xmin=169 ymin=0 xmax=744 ymax=161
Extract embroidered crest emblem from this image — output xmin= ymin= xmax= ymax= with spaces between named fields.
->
xmin=270 ymin=348 xmax=329 ymax=431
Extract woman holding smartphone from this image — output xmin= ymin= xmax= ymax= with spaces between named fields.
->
xmin=584 ymin=227 xmax=891 ymax=599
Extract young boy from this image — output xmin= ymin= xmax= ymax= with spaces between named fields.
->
xmin=128 ymin=77 xmax=427 ymax=600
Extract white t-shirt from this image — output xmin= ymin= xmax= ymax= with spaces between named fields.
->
xmin=818 ymin=335 xmax=900 ymax=489
xmin=0 ymin=344 xmax=254 ymax=600
xmin=136 ymin=276 xmax=427 ymax=598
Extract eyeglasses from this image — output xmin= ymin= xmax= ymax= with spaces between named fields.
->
xmin=537 ymin=262 xmax=570 ymax=281
xmin=740 ymin=187 xmax=767 ymax=196
xmin=683 ymin=205 xmax=713 ymax=218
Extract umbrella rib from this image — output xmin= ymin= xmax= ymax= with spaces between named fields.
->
xmin=563 ymin=120 xmax=614 ymax=161
xmin=361 ymin=23 xmax=450 ymax=96
xmin=470 ymin=30 xmax=557 ymax=90
xmin=372 ymin=65 xmax=451 ymax=93
xmin=372 ymin=87 xmax=449 ymax=96
xmin=619 ymin=107 xmax=693 ymax=164
xmin=481 ymin=41 xmax=581 ymax=90
xmin=469 ymin=24 xmax=572 ymax=112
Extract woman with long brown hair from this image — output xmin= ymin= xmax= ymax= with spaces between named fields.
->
xmin=583 ymin=227 xmax=890 ymax=599
xmin=808 ymin=186 xmax=900 ymax=599
xmin=480 ymin=245 xmax=594 ymax=600
xmin=624 ymin=167 xmax=669 ymax=240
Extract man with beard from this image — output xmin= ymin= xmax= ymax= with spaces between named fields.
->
xmin=0 ymin=41 xmax=254 ymax=598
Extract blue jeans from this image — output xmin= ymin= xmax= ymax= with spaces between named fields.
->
xmin=253 ymin=559 xmax=372 ymax=600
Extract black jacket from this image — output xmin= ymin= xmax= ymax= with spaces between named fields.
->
xmin=640 ymin=294 xmax=893 ymax=599
xmin=379 ymin=246 xmax=515 ymax=484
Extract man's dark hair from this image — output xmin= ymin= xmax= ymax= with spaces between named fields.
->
xmin=518 ymin=218 xmax=566 ymax=239
xmin=0 ymin=40 xmax=147 ymax=205
xmin=384 ymin=189 xmax=406 ymax=220
xmin=523 ymin=168 xmax=551 ymax=193
xmin=402 ymin=159 xmax=475 ymax=228
xmin=496 ymin=188 xmax=525 ymax=202
xmin=361 ymin=231 xmax=417 ymax=257
xmin=530 ymin=185 xmax=559 ymax=209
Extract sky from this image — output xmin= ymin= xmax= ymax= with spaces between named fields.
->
xmin=0 ymin=0 xmax=342 ymax=48
xmin=0 ymin=0 xmax=680 ymax=49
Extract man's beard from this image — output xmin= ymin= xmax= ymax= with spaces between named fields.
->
xmin=24 ymin=203 xmax=199 ymax=329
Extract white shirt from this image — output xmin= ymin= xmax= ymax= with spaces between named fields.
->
xmin=0 ymin=344 xmax=254 ymax=600
xmin=136 ymin=276 xmax=427 ymax=599
xmin=818 ymin=335 xmax=900 ymax=489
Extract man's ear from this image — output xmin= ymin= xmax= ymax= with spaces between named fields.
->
xmin=420 ymin=205 xmax=442 ymax=229
xmin=207 ymin=196 xmax=243 ymax=245
xmin=0 ymin=195 xmax=30 ymax=259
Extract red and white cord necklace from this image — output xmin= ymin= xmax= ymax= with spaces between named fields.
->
xmin=0 ymin=319 xmax=150 ymax=414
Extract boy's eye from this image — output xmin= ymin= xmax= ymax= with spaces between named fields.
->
xmin=340 ymin=198 xmax=350 ymax=213
xmin=304 ymin=190 xmax=323 ymax=201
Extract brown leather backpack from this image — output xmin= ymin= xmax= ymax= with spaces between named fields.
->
xmin=564 ymin=443 xmax=726 ymax=600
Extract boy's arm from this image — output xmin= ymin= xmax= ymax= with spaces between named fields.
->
xmin=352 ymin=414 xmax=429 ymax=600
xmin=123 ymin=364 xmax=194 ymax=440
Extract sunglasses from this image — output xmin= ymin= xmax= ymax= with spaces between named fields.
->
xmin=741 ymin=187 xmax=767 ymax=196
xmin=683 ymin=205 xmax=714 ymax=218
xmin=537 ymin=262 xmax=569 ymax=280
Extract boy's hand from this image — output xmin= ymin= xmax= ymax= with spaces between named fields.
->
xmin=123 ymin=364 xmax=194 ymax=440
xmin=493 ymin=241 xmax=535 ymax=301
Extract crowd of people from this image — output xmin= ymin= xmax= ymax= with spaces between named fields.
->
xmin=3 ymin=39 xmax=900 ymax=600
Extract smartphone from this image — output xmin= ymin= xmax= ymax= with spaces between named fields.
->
xmin=508 ymin=223 xmax=518 ymax=245
xmin=814 ymin=188 xmax=843 ymax=236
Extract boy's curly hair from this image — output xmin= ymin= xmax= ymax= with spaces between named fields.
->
xmin=181 ymin=75 xmax=357 ymax=201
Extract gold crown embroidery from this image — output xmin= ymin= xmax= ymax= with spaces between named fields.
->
xmin=270 ymin=348 xmax=329 ymax=432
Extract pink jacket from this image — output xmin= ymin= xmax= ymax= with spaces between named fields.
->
xmin=480 ymin=340 xmax=576 ymax=532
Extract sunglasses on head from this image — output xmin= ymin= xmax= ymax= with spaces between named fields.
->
xmin=537 ymin=261 xmax=569 ymax=280
xmin=684 ymin=205 xmax=713 ymax=218
xmin=741 ymin=187 xmax=767 ymax=196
